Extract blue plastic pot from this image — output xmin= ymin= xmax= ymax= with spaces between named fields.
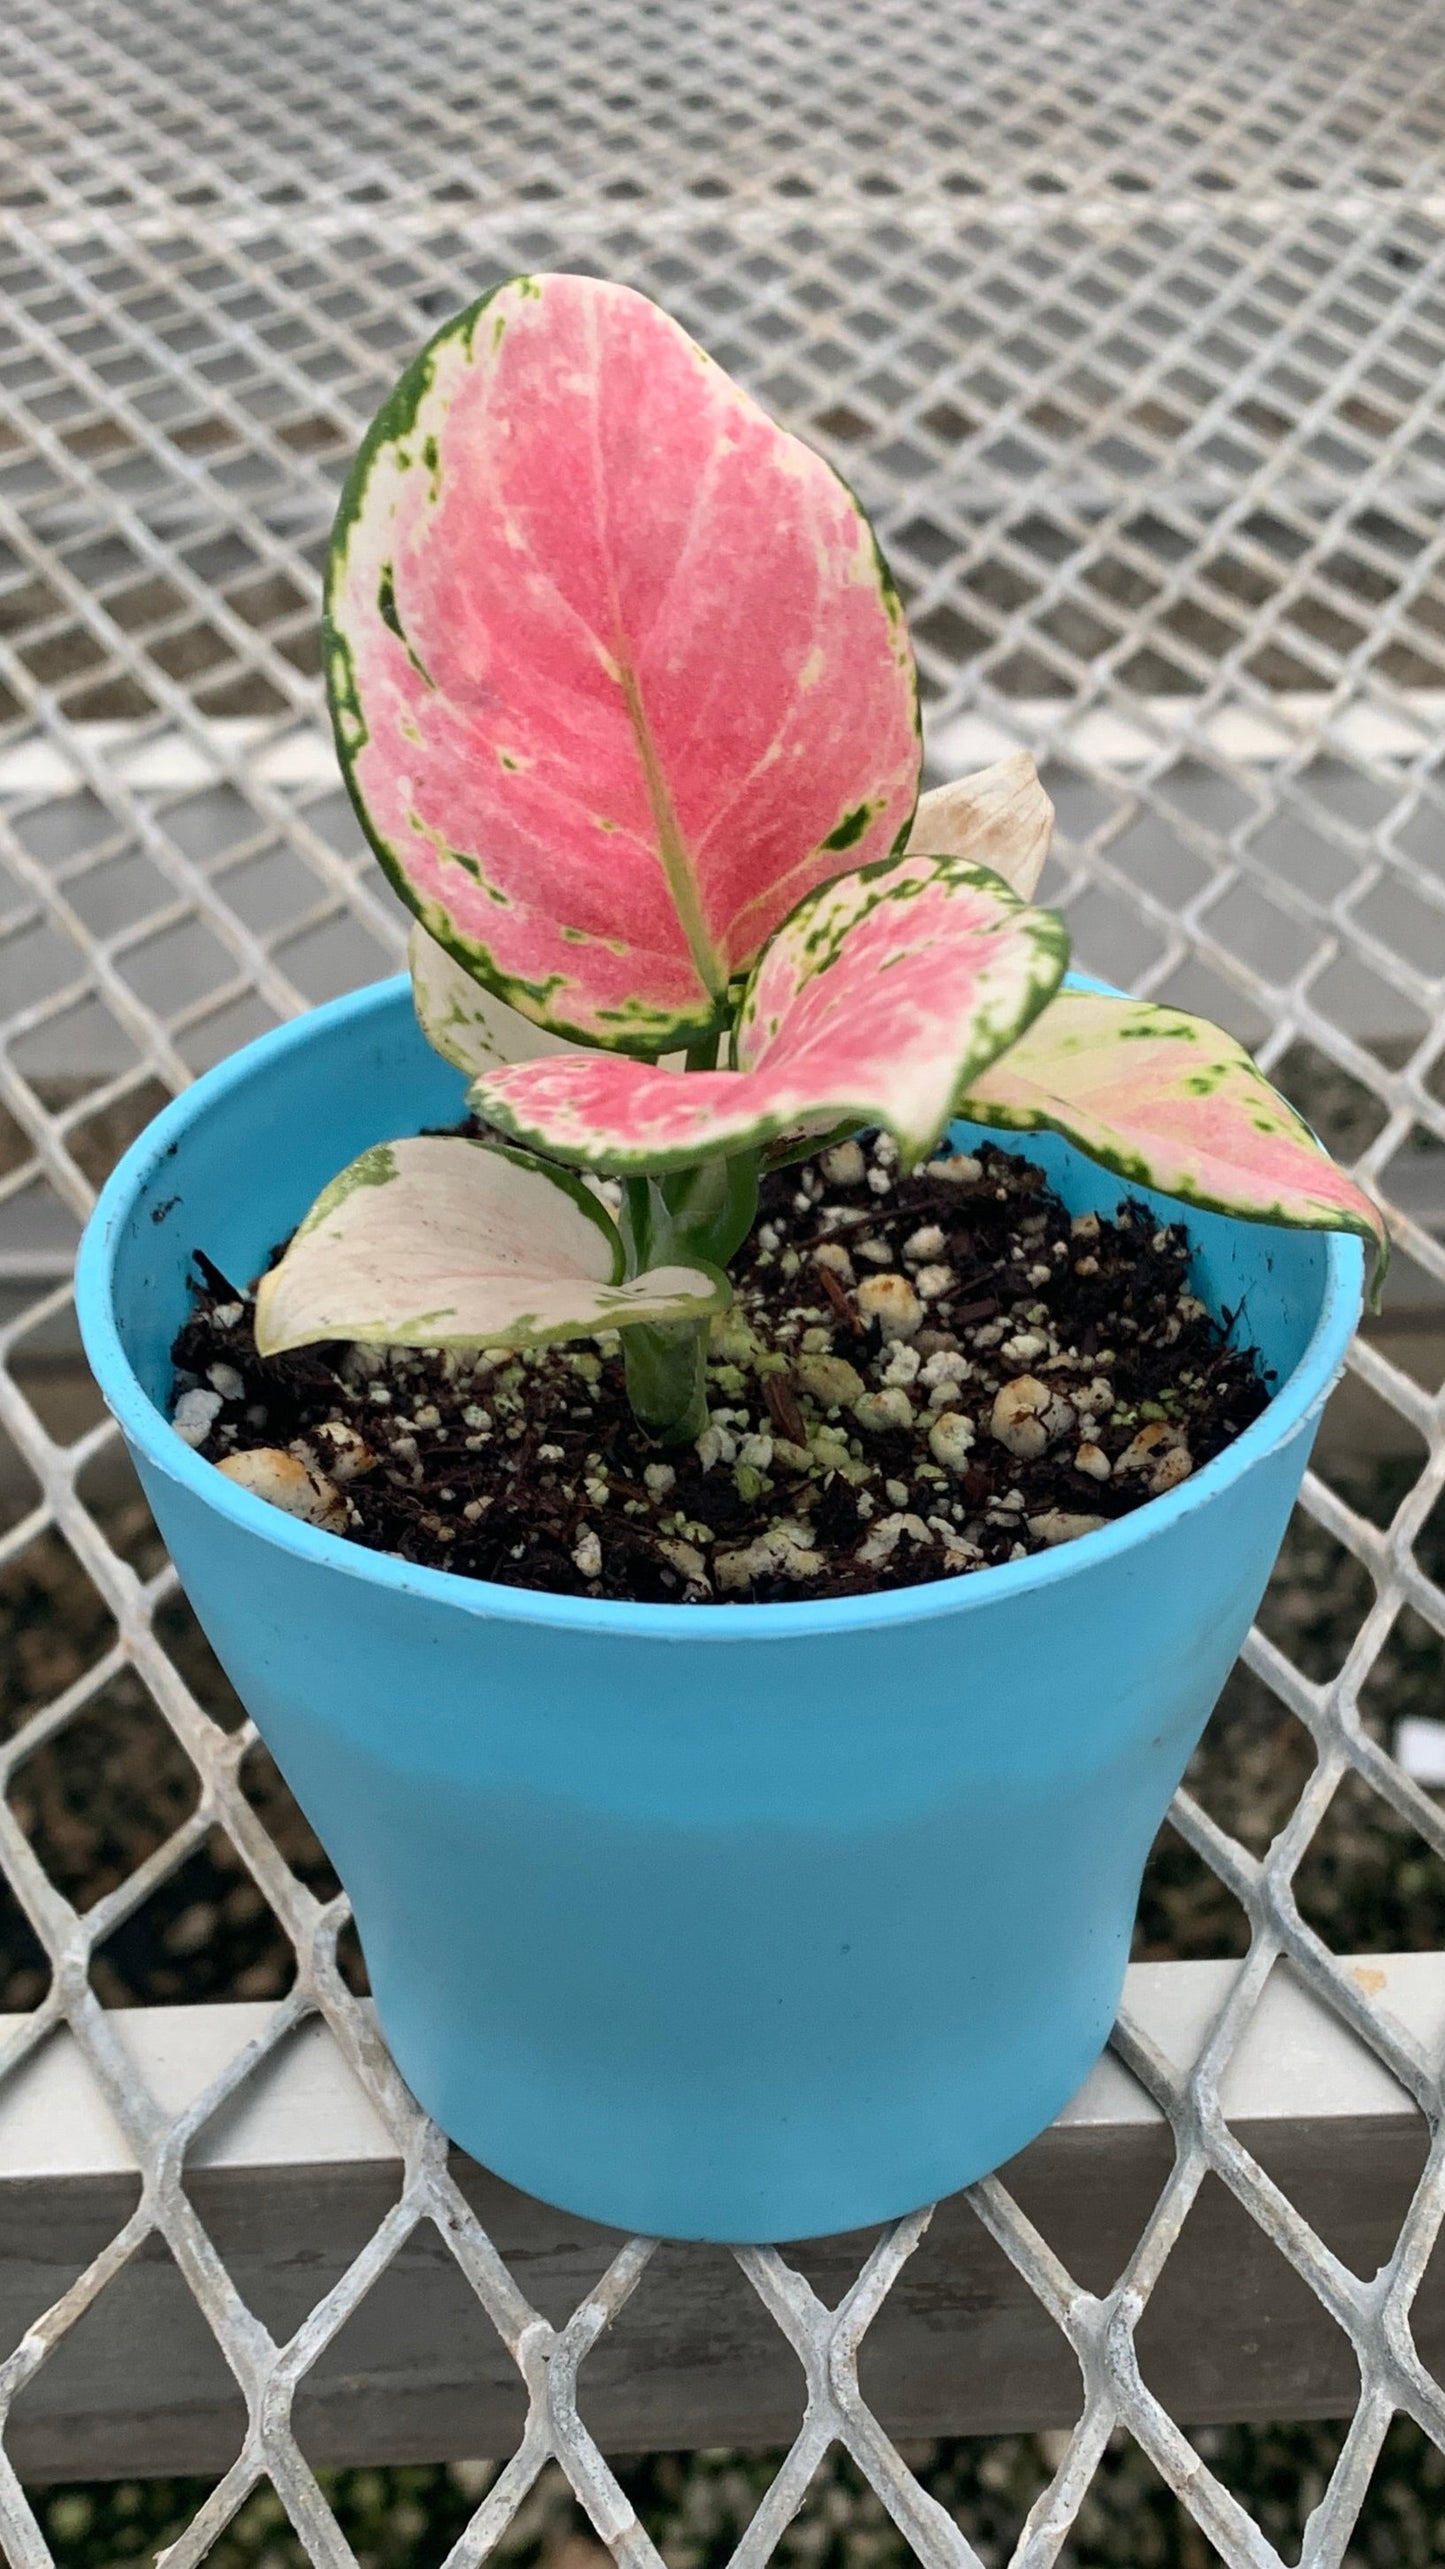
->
xmin=77 ymin=976 xmax=1361 ymax=2242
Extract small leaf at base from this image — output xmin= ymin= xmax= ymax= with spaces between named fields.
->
xmin=254 ymin=1134 xmax=729 ymax=1354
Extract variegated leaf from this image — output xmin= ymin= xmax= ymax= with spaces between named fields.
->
xmin=254 ymin=1135 xmax=729 ymax=1355
xmin=469 ymin=852 xmax=1068 ymax=1172
xmin=409 ymin=923 xmax=585 ymax=1074
xmin=327 ymin=272 xmax=920 ymax=1055
xmin=905 ymin=752 xmax=1054 ymax=899
xmin=960 ymin=990 xmax=1386 ymax=1265
xmin=410 ymin=924 xmax=688 ymax=1079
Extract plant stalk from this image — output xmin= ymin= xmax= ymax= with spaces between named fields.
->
xmin=617 ymin=1148 xmax=761 ymax=1444
xmin=623 ymin=1318 xmax=711 ymax=1446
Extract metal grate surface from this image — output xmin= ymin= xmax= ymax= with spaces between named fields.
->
xmin=3 ymin=0 xmax=1445 ymax=2556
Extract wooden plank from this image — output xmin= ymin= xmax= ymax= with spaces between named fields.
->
xmin=6 ymin=1954 xmax=1441 ymax=2480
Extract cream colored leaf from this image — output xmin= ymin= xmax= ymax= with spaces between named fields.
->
xmin=409 ymin=924 xmax=586 ymax=1073
xmin=906 ymin=752 xmax=1054 ymax=899
xmin=410 ymin=926 xmax=687 ymax=1078
xmin=254 ymin=1134 xmax=728 ymax=1354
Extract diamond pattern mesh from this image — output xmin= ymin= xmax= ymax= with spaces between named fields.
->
xmin=2 ymin=0 xmax=1445 ymax=2556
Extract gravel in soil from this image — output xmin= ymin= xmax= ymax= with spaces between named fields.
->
xmin=170 ymin=1132 xmax=1271 ymax=1606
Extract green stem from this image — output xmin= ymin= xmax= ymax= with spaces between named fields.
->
xmin=623 ymin=1175 xmax=655 ymax=1268
xmin=616 ymin=1149 xmax=761 ymax=1445
xmin=623 ymin=1319 xmax=711 ymax=1445
xmin=657 ymin=1152 xmax=759 ymax=1267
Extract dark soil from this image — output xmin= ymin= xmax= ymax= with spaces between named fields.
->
xmin=169 ymin=1132 xmax=1271 ymax=1605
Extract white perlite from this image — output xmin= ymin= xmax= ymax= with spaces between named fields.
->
xmin=856 ymin=1511 xmax=933 ymax=1566
xmin=1027 ymin=1509 xmax=1109 ymax=1547
xmin=216 ymin=1448 xmax=346 ymax=1530
xmin=1115 ymin=1421 xmax=1194 ymax=1494
xmin=854 ymin=1387 xmax=916 ymax=1435
xmin=796 ymin=1351 xmax=865 ymax=1407
xmin=695 ymin=1418 xmax=739 ymax=1470
xmin=920 ymin=1349 xmax=970 ymax=1389
xmin=172 ymin=1387 xmax=223 ymax=1448
xmin=820 ymin=1138 xmax=866 ymax=1187
xmin=855 ymin=1272 xmax=923 ymax=1341
xmin=657 ymin=1538 xmax=711 ymax=1592
xmin=571 ymin=1526 xmax=603 ymax=1579
xmin=990 ymin=1375 xmax=1076 ymax=1457
xmin=715 ymin=1520 xmax=823 ymax=1592
xmin=902 ymin=1224 xmax=946 ymax=1262
xmin=928 ymin=1411 xmax=978 ymax=1472
xmin=305 ymin=1422 xmax=377 ymax=1485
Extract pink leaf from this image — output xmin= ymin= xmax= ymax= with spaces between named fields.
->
xmin=327 ymin=273 xmax=920 ymax=1053
xmin=960 ymin=990 xmax=1387 ymax=1266
xmin=470 ymin=853 xmax=1068 ymax=1171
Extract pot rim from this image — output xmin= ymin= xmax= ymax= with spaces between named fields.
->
xmin=77 ymin=974 xmax=1365 ymax=1644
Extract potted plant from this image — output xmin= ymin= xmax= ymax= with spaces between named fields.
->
xmin=77 ymin=275 xmax=1380 ymax=2243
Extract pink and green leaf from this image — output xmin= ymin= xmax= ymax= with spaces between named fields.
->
xmin=960 ymin=990 xmax=1387 ymax=1275
xmin=254 ymin=1135 xmax=729 ymax=1355
xmin=327 ymin=272 xmax=920 ymax=1055
xmin=469 ymin=851 xmax=1069 ymax=1173
xmin=906 ymin=752 xmax=1054 ymax=899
